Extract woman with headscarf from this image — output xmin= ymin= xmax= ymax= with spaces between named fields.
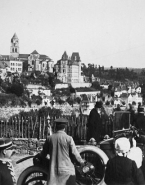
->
xmin=104 ymin=137 xmax=145 ymax=185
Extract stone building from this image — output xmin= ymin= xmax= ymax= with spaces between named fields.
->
xmin=0 ymin=33 xmax=54 ymax=74
xmin=54 ymin=51 xmax=82 ymax=83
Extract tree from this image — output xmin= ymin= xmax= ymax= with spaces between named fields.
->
xmin=75 ymin=97 xmax=81 ymax=104
xmin=49 ymin=74 xmax=55 ymax=88
xmin=7 ymin=83 xmax=24 ymax=97
xmin=132 ymin=101 xmax=136 ymax=105
xmin=69 ymin=86 xmax=76 ymax=93
xmin=36 ymin=99 xmax=42 ymax=105
xmin=92 ymin=81 xmax=100 ymax=90
xmin=21 ymin=78 xmax=29 ymax=86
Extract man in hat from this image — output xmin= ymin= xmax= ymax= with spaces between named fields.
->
xmin=104 ymin=137 xmax=145 ymax=185
xmin=0 ymin=138 xmax=16 ymax=185
xmin=36 ymin=118 xmax=85 ymax=185
xmin=87 ymin=101 xmax=104 ymax=143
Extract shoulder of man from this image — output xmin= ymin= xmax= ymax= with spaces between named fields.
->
xmin=90 ymin=108 xmax=97 ymax=114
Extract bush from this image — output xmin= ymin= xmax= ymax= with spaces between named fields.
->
xmin=7 ymin=83 xmax=24 ymax=97
xmin=36 ymin=99 xmax=42 ymax=105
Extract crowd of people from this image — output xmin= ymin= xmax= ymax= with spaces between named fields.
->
xmin=1 ymin=101 xmax=145 ymax=184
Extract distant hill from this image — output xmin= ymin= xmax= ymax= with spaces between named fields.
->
xmin=105 ymin=67 xmax=144 ymax=74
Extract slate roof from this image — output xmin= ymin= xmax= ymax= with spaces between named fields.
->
xmin=76 ymin=87 xmax=97 ymax=92
xmin=62 ymin=51 xmax=68 ymax=60
xmin=12 ymin=33 xmax=18 ymax=39
xmin=71 ymin=52 xmax=80 ymax=61
xmin=120 ymin=93 xmax=128 ymax=98
xmin=31 ymin=50 xmax=39 ymax=54
xmin=56 ymin=60 xmax=61 ymax=65
xmin=40 ymin=55 xmax=50 ymax=60
xmin=19 ymin=54 xmax=29 ymax=58
xmin=3 ymin=61 xmax=10 ymax=67
xmin=11 ymin=33 xmax=18 ymax=42
xmin=0 ymin=61 xmax=10 ymax=68
xmin=0 ymin=62 xmax=5 ymax=68
xmin=0 ymin=55 xmax=10 ymax=61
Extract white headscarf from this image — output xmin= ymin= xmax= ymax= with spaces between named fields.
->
xmin=127 ymin=138 xmax=143 ymax=168
xmin=115 ymin=137 xmax=130 ymax=156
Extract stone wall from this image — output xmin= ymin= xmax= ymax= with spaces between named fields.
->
xmin=12 ymin=138 xmax=45 ymax=155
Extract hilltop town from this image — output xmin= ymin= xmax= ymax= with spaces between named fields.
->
xmin=0 ymin=33 xmax=145 ymax=119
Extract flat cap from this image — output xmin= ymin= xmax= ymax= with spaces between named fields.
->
xmin=0 ymin=138 xmax=12 ymax=150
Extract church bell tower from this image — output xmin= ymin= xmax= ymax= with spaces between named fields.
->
xmin=10 ymin=33 xmax=19 ymax=58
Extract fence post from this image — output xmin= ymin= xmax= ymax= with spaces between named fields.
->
xmin=3 ymin=121 xmax=6 ymax=137
xmin=15 ymin=116 xmax=18 ymax=138
xmin=21 ymin=116 xmax=24 ymax=138
xmin=42 ymin=116 xmax=45 ymax=139
xmin=24 ymin=116 xmax=27 ymax=138
xmin=6 ymin=120 xmax=8 ymax=137
xmin=12 ymin=117 xmax=14 ymax=137
xmin=28 ymin=117 xmax=30 ymax=139
xmin=32 ymin=116 xmax=38 ymax=138
xmin=30 ymin=116 xmax=33 ymax=138
xmin=18 ymin=116 xmax=20 ymax=138
xmin=39 ymin=117 xmax=42 ymax=140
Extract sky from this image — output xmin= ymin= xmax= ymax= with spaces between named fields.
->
xmin=0 ymin=0 xmax=145 ymax=68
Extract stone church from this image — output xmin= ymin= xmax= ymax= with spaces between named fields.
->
xmin=0 ymin=33 xmax=54 ymax=73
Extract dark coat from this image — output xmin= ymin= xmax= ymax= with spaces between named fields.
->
xmin=87 ymin=108 xmax=102 ymax=142
xmin=135 ymin=113 xmax=145 ymax=133
xmin=104 ymin=155 xmax=145 ymax=185
xmin=40 ymin=130 xmax=84 ymax=185
xmin=0 ymin=159 xmax=16 ymax=185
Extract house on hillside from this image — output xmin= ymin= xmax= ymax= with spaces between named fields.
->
xmin=100 ymin=84 xmax=109 ymax=89
xmin=76 ymin=88 xmax=100 ymax=102
xmin=54 ymin=51 xmax=83 ymax=83
xmin=0 ymin=61 xmax=10 ymax=79
xmin=114 ymin=98 xmax=122 ymax=107
xmin=121 ymin=85 xmax=128 ymax=94
xmin=42 ymin=95 xmax=51 ymax=107
xmin=120 ymin=93 xmax=128 ymax=104
xmin=128 ymin=93 xmax=142 ymax=106
xmin=26 ymin=84 xmax=51 ymax=98
xmin=75 ymin=88 xmax=100 ymax=115
xmin=135 ymin=86 xmax=141 ymax=94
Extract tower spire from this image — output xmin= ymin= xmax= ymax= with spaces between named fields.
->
xmin=10 ymin=33 xmax=19 ymax=58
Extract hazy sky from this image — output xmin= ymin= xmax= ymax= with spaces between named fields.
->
xmin=0 ymin=0 xmax=145 ymax=68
